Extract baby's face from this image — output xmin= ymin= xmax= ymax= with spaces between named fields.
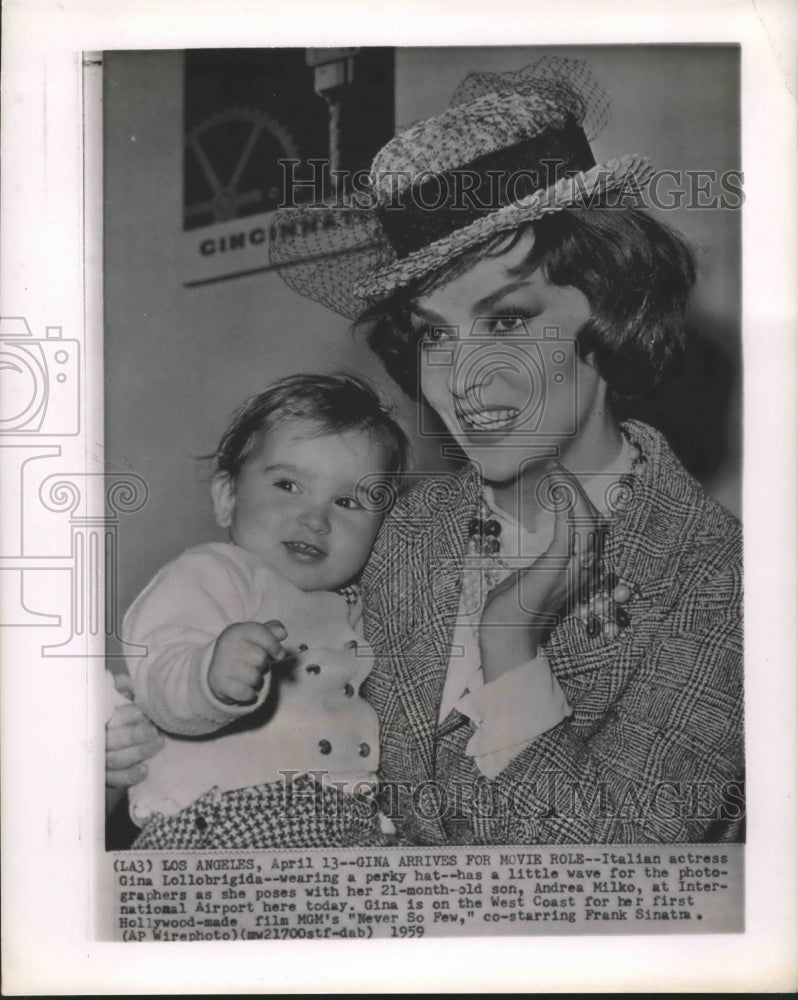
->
xmin=212 ymin=419 xmax=389 ymax=592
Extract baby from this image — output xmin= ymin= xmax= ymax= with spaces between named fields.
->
xmin=113 ymin=373 xmax=408 ymax=850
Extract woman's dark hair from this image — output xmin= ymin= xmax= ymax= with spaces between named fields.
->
xmin=214 ymin=372 xmax=410 ymax=482
xmin=359 ymin=207 xmax=697 ymax=407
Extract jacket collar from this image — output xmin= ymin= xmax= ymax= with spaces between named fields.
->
xmin=376 ymin=420 xmax=684 ymax=762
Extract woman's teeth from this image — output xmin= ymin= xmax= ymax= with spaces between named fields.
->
xmin=458 ymin=407 xmax=519 ymax=430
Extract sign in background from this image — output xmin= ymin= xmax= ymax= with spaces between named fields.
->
xmin=181 ymin=48 xmax=394 ymax=286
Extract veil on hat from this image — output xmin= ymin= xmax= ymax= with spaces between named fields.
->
xmin=268 ymin=57 xmax=653 ymax=319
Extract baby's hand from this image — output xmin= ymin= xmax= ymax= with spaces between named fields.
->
xmin=208 ymin=619 xmax=287 ymax=705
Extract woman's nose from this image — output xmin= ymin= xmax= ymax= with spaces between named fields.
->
xmin=446 ymin=341 xmax=495 ymax=398
xmin=299 ymin=503 xmax=331 ymax=534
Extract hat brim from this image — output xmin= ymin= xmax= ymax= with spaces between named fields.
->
xmin=269 ymin=154 xmax=654 ymax=320
xmin=357 ymin=155 xmax=654 ymax=298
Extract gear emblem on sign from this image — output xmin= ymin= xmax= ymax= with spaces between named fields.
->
xmin=184 ymin=108 xmax=299 ymax=228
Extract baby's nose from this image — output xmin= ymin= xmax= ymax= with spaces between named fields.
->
xmin=299 ymin=504 xmax=331 ymax=533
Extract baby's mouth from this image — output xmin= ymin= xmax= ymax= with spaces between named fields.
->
xmin=456 ymin=406 xmax=520 ymax=431
xmin=283 ymin=540 xmax=327 ymax=561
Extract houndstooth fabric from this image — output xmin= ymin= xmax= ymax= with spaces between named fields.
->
xmin=362 ymin=420 xmax=744 ymax=845
xmin=132 ymin=775 xmax=388 ymax=850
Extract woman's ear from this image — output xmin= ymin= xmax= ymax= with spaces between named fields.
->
xmin=211 ymin=473 xmax=235 ymax=528
xmin=583 ymin=349 xmax=599 ymax=370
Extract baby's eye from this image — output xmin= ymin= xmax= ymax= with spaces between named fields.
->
xmin=274 ymin=479 xmax=300 ymax=493
xmin=334 ymin=496 xmax=362 ymax=511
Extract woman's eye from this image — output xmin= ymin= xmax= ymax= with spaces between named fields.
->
xmin=486 ymin=315 xmax=527 ymax=335
xmin=274 ymin=479 xmax=299 ymax=493
xmin=418 ymin=324 xmax=455 ymax=345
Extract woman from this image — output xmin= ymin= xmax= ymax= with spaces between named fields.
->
xmin=108 ymin=58 xmax=743 ymax=845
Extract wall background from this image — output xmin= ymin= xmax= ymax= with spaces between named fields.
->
xmin=105 ymin=46 xmax=741 ymax=616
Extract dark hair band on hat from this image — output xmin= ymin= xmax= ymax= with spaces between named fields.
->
xmin=376 ymin=116 xmax=595 ymax=258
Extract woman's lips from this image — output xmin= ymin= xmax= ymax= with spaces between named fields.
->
xmin=283 ymin=540 xmax=327 ymax=562
xmin=456 ymin=406 xmax=520 ymax=431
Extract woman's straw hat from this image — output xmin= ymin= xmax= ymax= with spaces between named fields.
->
xmin=269 ymin=57 xmax=654 ymax=318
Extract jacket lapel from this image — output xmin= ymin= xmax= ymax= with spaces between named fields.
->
xmin=547 ymin=420 xmax=679 ymax=690
xmin=383 ymin=470 xmax=478 ymax=780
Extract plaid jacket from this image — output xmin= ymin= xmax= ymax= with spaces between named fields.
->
xmin=361 ymin=420 xmax=744 ymax=845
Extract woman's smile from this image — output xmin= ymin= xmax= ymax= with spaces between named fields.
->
xmin=455 ymin=405 xmax=521 ymax=432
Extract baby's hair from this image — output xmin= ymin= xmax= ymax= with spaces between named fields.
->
xmin=214 ymin=372 xmax=410 ymax=484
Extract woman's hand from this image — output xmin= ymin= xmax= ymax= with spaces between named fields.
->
xmin=106 ymin=702 xmax=165 ymax=788
xmin=479 ymin=461 xmax=604 ymax=682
